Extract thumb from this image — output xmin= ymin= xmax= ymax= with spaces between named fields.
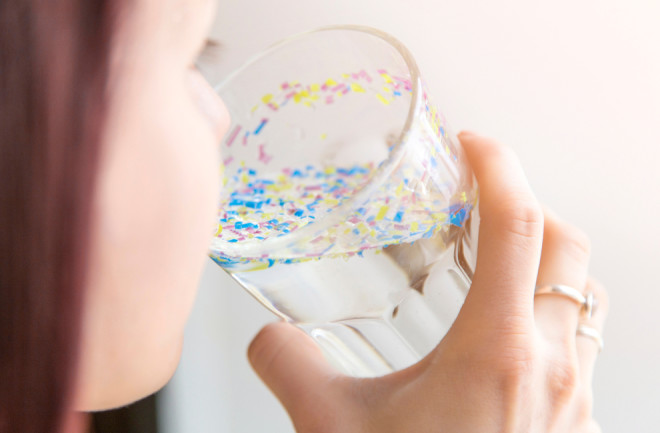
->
xmin=248 ymin=321 xmax=342 ymax=416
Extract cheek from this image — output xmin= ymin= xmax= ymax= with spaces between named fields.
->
xmin=78 ymin=72 xmax=222 ymax=409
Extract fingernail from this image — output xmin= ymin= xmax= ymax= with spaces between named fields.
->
xmin=458 ymin=130 xmax=479 ymax=138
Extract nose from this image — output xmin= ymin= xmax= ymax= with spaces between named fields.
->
xmin=188 ymin=68 xmax=231 ymax=142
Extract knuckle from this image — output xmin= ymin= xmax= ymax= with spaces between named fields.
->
xmin=546 ymin=355 xmax=580 ymax=407
xmin=548 ymin=220 xmax=592 ymax=263
xmin=497 ymin=195 xmax=544 ymax=241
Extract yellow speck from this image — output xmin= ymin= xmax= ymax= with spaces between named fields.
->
xmin=432 ymin=212 xmax=448 ymax=221
xmin=381 ymin=73 xmax=394 ymax=84
xmin=293 ymin=93 xmax=303 ymax=103
xmin=370 ymin=230 xmax=376 ymax=238
xmin=377 ymin=94 xmax=390 ymax=105
xmin=395 ymin=182 xmax=404 ymax=197
xmin=342 ymin=73 xmax=349 ymax=79
xmin=324 ymin=166 xmax=336 ymax=175
xmin=461 ymin=192 xmax=467 ymax=203
xmin=336 ymin=91 xmax=343 ymax=97
xmin=251 ymin=104 xmax=259 ymax=113
xmin=303 ymin=101 xmax=312 ymax=107
xmin=261 ymin=94 xmax=274 ymax=104
xmin=321 ymin=133 xmax=328 ymax=140
xmin=310 ymin=83 xmax=321 ymax=92
xmin=344 ymin=228 xmax=352 ymax=234
xmin=241 ymin=173 xmax=249 ymax=184
xmin=300 ymin=90 xmax=310 ymax=98
xmin=383 ymin=86 xmax=392 ymax=93
xmin=325 ymin=78 xmax=337 ymax=87
xmin=357 ymin=223 xmax=369 ymax=233
xmin=351 ymin=83 xmax=366 ymax=93
xmin=376 ymin=205 xmax=389 ymax=221
xmin=251 ymin=261 xmax=272 ymax=271
xmin=411 ymin=222 xmax=419 ymax=232
xmin=215 ymin=225 xmax=223 ymax=237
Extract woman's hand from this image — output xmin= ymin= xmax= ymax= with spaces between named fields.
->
xmin=247 ymin=132 xmax=609 ymax=433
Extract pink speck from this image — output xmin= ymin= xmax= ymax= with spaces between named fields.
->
xmin=258 ymin=143 xmax=272 ymax=164
xmin=359 ymin=70 xmax=373 ymax=83
xmin=225 ymin=125 xmax=241 ymax=147
xmin=223 ymin=156 xmax=234 ymax=166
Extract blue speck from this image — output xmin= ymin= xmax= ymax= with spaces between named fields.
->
xmin=394 ymin=211 xmax=404 ymax=223
xmin=254 ymin=119 xmax=268 ymax=135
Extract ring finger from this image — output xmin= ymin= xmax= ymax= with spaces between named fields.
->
xmin=534 ymin=205 xmax=592 ymax=345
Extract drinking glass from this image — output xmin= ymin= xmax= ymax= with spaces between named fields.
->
xmin=208 ymin=25 xmax=479 ymax=377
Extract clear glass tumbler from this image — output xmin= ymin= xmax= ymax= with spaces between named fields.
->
xmin=208 ymin=26 xmax=479 ymax=377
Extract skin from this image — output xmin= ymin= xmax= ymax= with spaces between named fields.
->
xmin=248 ymin=133 xmax=609 ymax=432
xmin=76 ymin=0 xmax=229 ymax=410
xmin=73 ymin=0 xmax=609 ymax=429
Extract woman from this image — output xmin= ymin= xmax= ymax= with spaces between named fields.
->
xmin=0 ymin=0 xmax=608 ymax=432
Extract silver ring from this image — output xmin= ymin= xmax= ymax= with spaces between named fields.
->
xmin=534 ymin=284 xmax=597 ymax=319
xmin=577 ymin=325 xmax=604 ymax=352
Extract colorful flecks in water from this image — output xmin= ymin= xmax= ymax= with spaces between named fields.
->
xmin=211 ymin=161 xmax=473 ymax=269
xmin=210 ymin=68 xmax=471 ymax=269
xmin=216 ymin=163 xmax=374 ymax=243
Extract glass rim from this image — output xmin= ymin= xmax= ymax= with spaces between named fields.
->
xmin=211 ymin=25 xmax=424 ymax=260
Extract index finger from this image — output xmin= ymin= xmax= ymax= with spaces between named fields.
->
xmin=457 ymin=132 xmax=544 ymax=326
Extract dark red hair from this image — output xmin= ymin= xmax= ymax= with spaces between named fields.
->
xmin=1 ymin=1 xmax=118 ymax=432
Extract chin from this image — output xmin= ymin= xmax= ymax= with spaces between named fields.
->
xmin=76 ymin=335 xmax=185 ymax=412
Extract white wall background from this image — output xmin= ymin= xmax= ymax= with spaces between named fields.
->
xmin=160 ymin=1 xmax=660 ymax=432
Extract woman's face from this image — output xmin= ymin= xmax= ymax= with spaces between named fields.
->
xmin=76 ymin=0 xmax=229 ymax=410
